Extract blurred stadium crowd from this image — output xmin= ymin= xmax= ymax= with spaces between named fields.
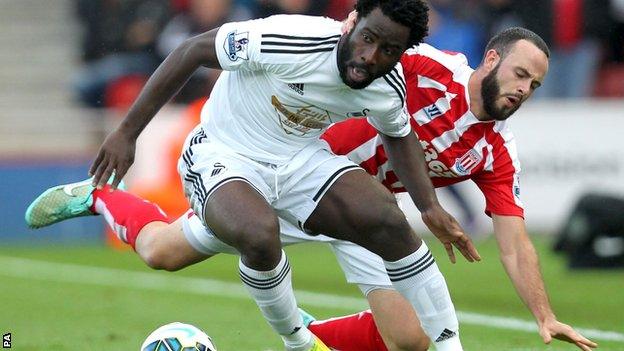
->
xmin=72 ymin=0 xmax=624 ymax=109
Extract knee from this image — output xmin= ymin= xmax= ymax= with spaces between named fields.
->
xmin=369 ymin=204 xmax=413 ymax=244
xmin=385 ymin=332 xmax=430 ymax=351
xmin=138 ymin=233 xmax=186 ymax=272
xmin=140 ymin=243 xmax=185 ymax=272
xmin=231 ymin=216 xmax=281 ymax=266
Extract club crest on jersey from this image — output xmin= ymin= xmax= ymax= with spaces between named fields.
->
xmin=224 ymin=30 xmax=249 ymax=61
xmin=271 ymin=95 xmax=332 ymax=136
xmin=453 ymin=149 xmax=481 ymax=176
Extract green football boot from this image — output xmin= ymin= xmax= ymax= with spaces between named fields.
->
xmin=25 ymin=177 xmax=124 ymax=229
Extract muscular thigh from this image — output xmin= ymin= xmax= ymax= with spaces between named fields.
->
xmin=305 ymin=170 xmax=406 ymax=246
xmin=177 ymin=127 xmax=279 ymax=253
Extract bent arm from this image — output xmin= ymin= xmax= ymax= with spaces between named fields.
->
xmin=90 ymin=29 xmax=221 ymax=188
xmin=492 ymin=214 xmax=555 ymax=324
xmin=380 ymin=131 xmax=437 ymax=211
xmin=118 ymin=29 xmax=221 ymax=139
xmin=382 ymin=132 xmax=479 ymax=262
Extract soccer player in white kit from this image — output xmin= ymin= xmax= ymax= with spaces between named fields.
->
xmin=25 ymin=23 xmax=595 ymax=350
xmin=82 ymin=1 xmax=479 ymax=350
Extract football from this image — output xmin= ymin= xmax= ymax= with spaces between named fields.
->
xmin=140 ymin=322 xmax=217 ymax=351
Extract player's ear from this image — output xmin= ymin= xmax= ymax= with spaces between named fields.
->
xmin=484 ymin=49 xmax=500 ymax=71
xmin=341 ymin=10 xmax=358 ymax=35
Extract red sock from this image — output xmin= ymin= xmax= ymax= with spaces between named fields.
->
xmin=90 ymin=185 xmax=170 ymax=249
xmin=309 ymin=311 xmax=388 ymax=351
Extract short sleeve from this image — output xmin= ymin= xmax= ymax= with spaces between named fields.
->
xmin=367 ymin=105 xmax=411 ymax=138
xmin=214 ymin=15 xmax=341 ymax=73
xmin=215 ymin=20 xmax=263 ymax=71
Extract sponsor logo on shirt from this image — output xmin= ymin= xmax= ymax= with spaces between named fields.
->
xmin=271 ymin=95 xmax=331 ymax=135
xmin=453 ymin=149 xmax=482 ymax=176
xmin=513 ymin=175 xmax=521 ymax=198
xmin=424 ymin=104 xmax=442 ymax=119
xmin=288 ymin=83 xmax=305 ymax=95
xmin=224 ymin=30 xmax=249 ymax=61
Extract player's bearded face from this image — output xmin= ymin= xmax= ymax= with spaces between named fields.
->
xmin=481 ymin=63 xmax=522 ymax=121
xmin=337 ymin=9 xmax=407 ymax=89
xmin=338 ymin=30 xmax=383 ymax=89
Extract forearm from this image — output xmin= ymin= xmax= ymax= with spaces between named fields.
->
xmin=494 ymin=216 xmax=555 ymax=324
xmin=380 ymin=132 xmax=438 ymax=211
xmin=500 ymin=244 xmax=555 ymax=322
xmin=118 ymin=29 xmax=220 ymax=138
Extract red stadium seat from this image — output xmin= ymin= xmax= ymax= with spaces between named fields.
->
xmin=104 ymin=74 xmax=148 ymax=111
xmin=593 ymin=64 xmax=624 ymax=97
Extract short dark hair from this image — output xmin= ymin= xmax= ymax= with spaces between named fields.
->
xmin=355 ymin=0 xmax=429 ymax=47
xmin=484 ymin=27 xmax=550 ymax=62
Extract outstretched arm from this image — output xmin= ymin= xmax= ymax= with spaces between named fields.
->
xmin=381 ymin=131 xmax=480 ymax=263
xmin=90 ymin=29 xmax=221 ymax=189
xmin=492 ymin=214 xmax=597 ymax=351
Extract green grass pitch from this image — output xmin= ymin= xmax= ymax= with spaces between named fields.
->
xmin=0 ymin=236 xmax=622 ymax=350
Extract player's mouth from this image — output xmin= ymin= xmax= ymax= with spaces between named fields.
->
xmin=505 ymin=95 xmax=521 ymax=107
xmin=348 ymin=65 xmax=370 ymax=83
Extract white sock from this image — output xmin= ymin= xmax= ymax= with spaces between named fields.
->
xmin=384 ymin=242 xmax=463 ymax=351
xmin=239 ymin=250 xmax=313 ymax=351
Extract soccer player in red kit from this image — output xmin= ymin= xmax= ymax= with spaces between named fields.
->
xmin=299 ymin=26 xmax=595 ymax=351
xmin=26 ymin=25 xmax=596 ymax=350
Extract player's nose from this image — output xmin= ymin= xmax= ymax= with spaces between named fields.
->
xmin=360 ymin=46 xmax=379 ymax=66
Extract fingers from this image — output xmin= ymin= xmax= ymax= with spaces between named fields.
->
xmin=462 ymin=235 xmax=481 ymax=261
xmin=89 ymin=151 xmax=104 ymax=177
xmin=454 ymin=241 xmax=474 ymax=262
xmin=568 ymin=332 xmax=597 ymax=350
xmin=91 ymin=155 xmax=110 ymax=189
xmin=449 ymin=233 xmax=481 ymax=262
xmin=90 ymin=155 xmax=127 ymax=190
xmin=575 ymin=341 xmax=594 ymax=351
xmin=111 ymin=172 xmax=123 ymax=190
xmin=97 ymin=162 xmax=116 ymax=189
xmin=444 ymin=242 xmax=456 ymax=264
xmin=541 ymin=331 xmax=552 ymax=345
xmin=548 ymin=323 xmax=597 ymax=350
xmin=577 ymin=336 xmax=598 ymax=349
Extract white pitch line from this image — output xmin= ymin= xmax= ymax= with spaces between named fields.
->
xmin=1 ymin=255 xmax=622 ymax=342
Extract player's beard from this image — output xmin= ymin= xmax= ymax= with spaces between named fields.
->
xmin=481 ymin=63 xmax=520 ymax=121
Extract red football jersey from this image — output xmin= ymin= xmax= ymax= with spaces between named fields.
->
xmin=322 ymin=44 xmax=523 ymax=217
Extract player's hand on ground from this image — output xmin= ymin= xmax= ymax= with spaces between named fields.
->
xmin=89 ymin=129 xmax=136 ymax=190
xmin=341 ymin=10 xmax=357 ymax=34
xmin=539 ymin=319 xmax=597 ymax=351
xmin=421 ymin=204 xmax=481 ymax=263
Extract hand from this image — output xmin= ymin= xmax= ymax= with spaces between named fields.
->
xmin=89 ymin=128 xmax=137 ymax=189
xmin=341 ymin=10 xmax=357 ymax=34
xmin=539 ymin=319 xmax=598 ymax=351
xmin=421 ymin=204 xmax=481 ymax=263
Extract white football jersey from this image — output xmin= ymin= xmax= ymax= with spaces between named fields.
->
xmin=203 ymin=14 xmax=411 ymax=164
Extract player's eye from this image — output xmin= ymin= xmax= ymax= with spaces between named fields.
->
xmin=362 ymin=34 xmax=373 ymax=43
xmin=384 ymin=47 xmax=398 ymax=56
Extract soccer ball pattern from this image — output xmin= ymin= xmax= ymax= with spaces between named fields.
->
xmin=141 ymin=322 xmax=217 ymax=351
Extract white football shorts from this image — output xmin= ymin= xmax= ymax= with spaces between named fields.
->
xmin=181 ymin=210 xmax=393 ymax=294
xmin=178 ymin=125 xmax=362 ymax=231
